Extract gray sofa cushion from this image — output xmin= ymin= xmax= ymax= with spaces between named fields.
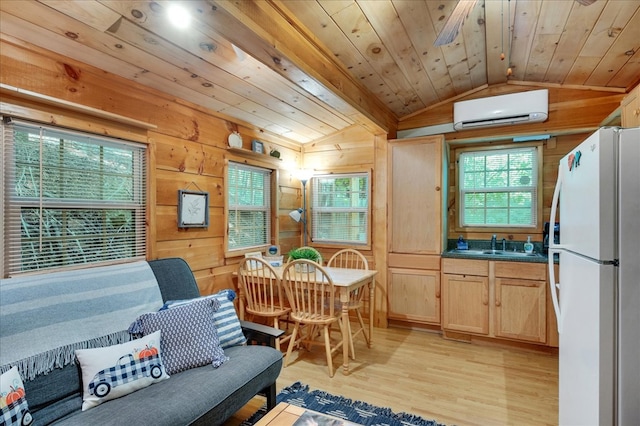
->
xmin=49 ymin=345 xmax=282 ymax=426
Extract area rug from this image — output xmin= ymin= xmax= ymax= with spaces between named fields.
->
xmin=241 ymin=382 xmax=445 ymax=426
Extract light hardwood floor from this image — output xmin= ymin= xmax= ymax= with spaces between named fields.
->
xmin=225 ymin=326 xmax=559 ymax=426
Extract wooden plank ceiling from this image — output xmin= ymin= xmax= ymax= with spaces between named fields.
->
xmin=0 ymin=0 xmax=638 ymax=144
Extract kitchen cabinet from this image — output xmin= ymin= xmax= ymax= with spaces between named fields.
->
xmin=442 ymin=258 xmax=551 ymax=345
xmin=387 ymin=136 xmax=444 ymax=325
xmin=388 ymin=136 xmax=443 ymax=254
xmin=441 ymin=259 xmax=489 ymax=334
xmin=621 ymin=84 xmax=640 ymax=127
xmin=388 ymin=267 xmax=440 ymax=324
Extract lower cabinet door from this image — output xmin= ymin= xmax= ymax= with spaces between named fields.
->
xmin=442 ymin=274 xmax=489 ymax=334
xmin=388 ymin=268 xmax=440 ymax=324
xmin=494 ymin=277 xmax=546 ymax=343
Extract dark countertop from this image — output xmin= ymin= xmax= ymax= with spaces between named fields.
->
xmin=441 ymin=249 xmax=548 ymax=263
xmin=443 ymin=239 xmax=558 ymax=264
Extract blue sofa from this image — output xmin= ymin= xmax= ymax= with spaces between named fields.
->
xmin=5 ymin=258 xmax=283 ymax=425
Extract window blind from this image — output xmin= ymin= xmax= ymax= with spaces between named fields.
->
xmin=459 ymin=146 xmax=537 ymax=227
xmin=311 ymin=172 xmax=369 ymax=244
xmin=2 ymin=118 xmax=147 ymax=275
xmin=227 ymin=162 xmax=271 ymax=250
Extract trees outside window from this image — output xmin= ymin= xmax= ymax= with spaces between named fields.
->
xmin=227 ymin=162 xmax=271 ymax=251
xmin=2 ymin=120 xmax=147 ymax=275
xmin=459 ymin=147 xmax=538 ymax=227
xmin=311 ymin=172 xmax=369 ymax=245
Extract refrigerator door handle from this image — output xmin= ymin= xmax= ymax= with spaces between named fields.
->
xmin=548 ymin=165 xmax=563 ymax=332
xmin=548 ymin=248 xmax=562 ymax=333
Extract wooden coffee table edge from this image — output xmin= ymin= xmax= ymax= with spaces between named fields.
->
xmin=254 ymin=402 xmax=305 ymax=426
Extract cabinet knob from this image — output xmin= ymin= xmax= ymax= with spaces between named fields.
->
xmin=634 ymin=108 xmax=640 ymax=116
xmin=435 ymin=186 xmax=441 ymax=191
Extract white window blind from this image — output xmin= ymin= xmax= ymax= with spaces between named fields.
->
xmin=227 ymin=162 xmax=271 ymax=251
xmin=459 ymin=146 xmax=538 ymax=227
xmin=2 ymin=118 xmax=147 ymax=276
xmin=311 ymin=172 xmax=369 ymax=245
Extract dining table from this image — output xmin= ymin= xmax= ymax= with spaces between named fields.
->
xmin=236 ymin=265 xmax=377 ymax=375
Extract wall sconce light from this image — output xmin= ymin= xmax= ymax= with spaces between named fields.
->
xmin=289 ymin=169 xmax=314 ymax=245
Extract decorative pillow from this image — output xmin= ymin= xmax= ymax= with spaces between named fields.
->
xmin=0 ymin=366 xmax=32 ymax=426
xmin=160 ymin=289 xmax=247 ymax=349
xmin=75 ymin=330 xmax=169 ymax=411
xmin=129 ymin=298 xmax=228 ymax=375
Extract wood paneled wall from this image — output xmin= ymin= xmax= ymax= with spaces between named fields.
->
xmin=0 ymin=39 xmax=302 ymax=294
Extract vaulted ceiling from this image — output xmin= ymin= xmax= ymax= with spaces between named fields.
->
xmin=1 ymin=1 xmax=638 ymax=143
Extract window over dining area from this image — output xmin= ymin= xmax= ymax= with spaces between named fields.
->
xmin=226 ymin=162 xmax=272 ymax=252
xmin=311 ymin=172 xmax=370 ymax=245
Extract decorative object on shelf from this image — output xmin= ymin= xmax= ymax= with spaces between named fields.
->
xmin=251 ymin=139 xmax=264 ymax=154
xmin=178 ymin=184 xmax=209 ymax=228
xmin=269 ymin=148 xmax=281 ymax=158
xmin=228 ymin=131 xmax=243 ymax=149
xmin=288 ymin=169 xmax=314 ymax=245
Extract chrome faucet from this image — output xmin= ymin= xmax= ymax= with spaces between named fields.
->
xmin=491 ymin=234 xmax=497 ymax=250
xmin=502 ymin=238 xmax=507 ymax=251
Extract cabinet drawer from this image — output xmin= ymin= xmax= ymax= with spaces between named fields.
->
xmin=388 ymin=253 xmax=440 ymax=270
xmin=495 ymin=261 xmax=546 ymax=280
xmin=441 ymin=258 xmax=489 ymax=276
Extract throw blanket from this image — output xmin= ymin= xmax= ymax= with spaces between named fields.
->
xmin=0 ymin=261 xmax=163 ymax=380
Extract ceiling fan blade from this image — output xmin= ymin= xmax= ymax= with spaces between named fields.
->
xmin=434 ymin=0 xmax=479 ymax=47
xmin=575 ymin=0 xmax=597 ymax=5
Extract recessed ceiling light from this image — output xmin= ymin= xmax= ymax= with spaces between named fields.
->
xmin=167 ymin=3 xmax=191 ymax=29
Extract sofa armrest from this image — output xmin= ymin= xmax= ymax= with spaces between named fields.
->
xmin=240 ymin=321 xmax=284 ymax=348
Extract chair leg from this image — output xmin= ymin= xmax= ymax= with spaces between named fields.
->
xmin=284 ymin=323 xmax=300 ymax=367
xmin=323 ymin=325 xmax=334 ymax=378
xmin=273 ymin=317 xmax=281 ymax=351
xmin=355 ymin=308 xmax=369 ymax=345
xmin=347 ymin=318 xmax=356 ymax=360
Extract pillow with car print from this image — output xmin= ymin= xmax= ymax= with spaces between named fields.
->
xmin=75 ymin=330 xmax=169 ymax=411
xmin=0 ymin=366 xmax=32 ymax=426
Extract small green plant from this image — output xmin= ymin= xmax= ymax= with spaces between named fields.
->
xmin=288 ymin=247 xmax=321 ymax=263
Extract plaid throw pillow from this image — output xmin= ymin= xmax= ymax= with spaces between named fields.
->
xmin=129 ymin=298 xmax=228 ymax=375
xmin=160 ymin=289 xmax=247 ymax=349
xmin=0 ymin=366 xmax=32 ymax=426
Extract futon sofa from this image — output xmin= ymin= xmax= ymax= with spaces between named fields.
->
xmin=0 ymin=257 xmax=283 ymax=425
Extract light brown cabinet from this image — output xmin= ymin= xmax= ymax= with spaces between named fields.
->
xmin=386 ymin=136 xmax=444 ymax=325
xmin=442 ymin=258 xmax=551 ymax=345
xmin=621 ymin=84 xmax=640 ymax=127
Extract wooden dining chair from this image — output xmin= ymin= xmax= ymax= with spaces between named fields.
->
xmin=238 ymin=257 xmax=291 ymax=351
xmin=327 ymin=248 xmax=369 ymax=359
xmin=281 ymin=259 xmax=344 ymax=377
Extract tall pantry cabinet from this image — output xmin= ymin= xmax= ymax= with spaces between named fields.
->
xmin=387 ymin=135 xmax=445 ymax=326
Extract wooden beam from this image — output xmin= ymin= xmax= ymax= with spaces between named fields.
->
xmin=207 ymin=0 xmax=396 ymax=135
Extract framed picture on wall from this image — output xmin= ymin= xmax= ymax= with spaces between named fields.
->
xmin=178 ymin=190 xmax=209 ymax=228
xmin=251 ymin=139 xmax=264 ymax=154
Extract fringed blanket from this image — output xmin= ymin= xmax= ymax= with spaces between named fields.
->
xmin=0 ymin=261 xmax=163 ymax=380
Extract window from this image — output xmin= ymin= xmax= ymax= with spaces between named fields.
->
xmin=227 ymin=162 xmax=271 ymax=251
xmin=2 ymin=119 xmax=147 ymax=276
xmin=459 ymin=146 xmax=538 ymax=227
xmin=311 ymin=172 xmax=369 ymax=245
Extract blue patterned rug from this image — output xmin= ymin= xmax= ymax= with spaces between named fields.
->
xmin=241 ymin=382 xmax=445 ymax=426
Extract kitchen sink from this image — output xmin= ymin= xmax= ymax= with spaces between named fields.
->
xmin=449 ymin=249 xmax=544 ymax=258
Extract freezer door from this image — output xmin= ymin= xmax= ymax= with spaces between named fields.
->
xmin=558 ymin=128 xmax=616 ymax=260
xmin=557 ymin=252 xmax=615 ymax=426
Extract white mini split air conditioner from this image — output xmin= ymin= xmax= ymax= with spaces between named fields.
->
xmin=453 ymin=89 xmax=548 ymax=131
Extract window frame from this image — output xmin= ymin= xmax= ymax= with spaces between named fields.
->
xmin=1 ymin=118 xmax=148 ymax=277
xmin=225 ymin=160 xmax=274 ymax=255
xmin=455 ymin=143 xmax=543 ymax=233
xmin=309 ymin=171 xmax=371 ymax=248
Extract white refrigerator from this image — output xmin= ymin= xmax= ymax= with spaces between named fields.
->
xmin=548 ymin=127 xmax=640 ymax=425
